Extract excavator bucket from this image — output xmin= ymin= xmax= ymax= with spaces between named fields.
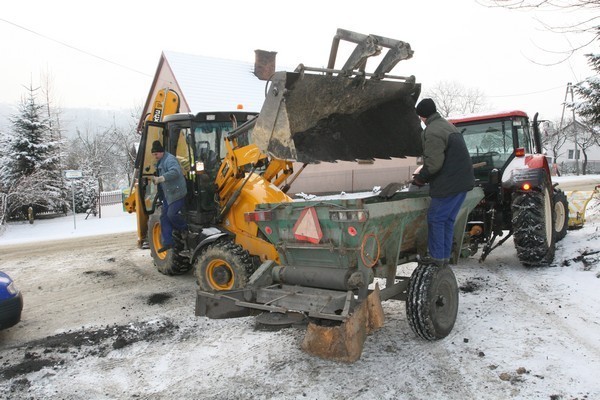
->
xmin=251 ymin=29 xmax=423 ymax=163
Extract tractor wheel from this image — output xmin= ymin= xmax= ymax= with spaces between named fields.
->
xmin=511 ymin=182 xmax=555 ymax=266
xmin=553 ymin=190 xmax=569 ymax=242
xmin=406 ymin=263 xmax=459 ymax=341
xmin=148 ymin=210 xmax=192 ymax=275
xmin=195 ymin=240 xmax=254 ymax=292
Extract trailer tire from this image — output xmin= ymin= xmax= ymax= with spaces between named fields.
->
xmin=553 ymin=190 xmax=569 ymax=242
xmin=148 ymin=210 xmax=192 ymax=275
xmin=195 ymin=240 xmax=253 ymax=292
xmin=406 ymin=263 xmax=459 ymax=341
xmin=512 ymin=182 xmax=555 ymax=266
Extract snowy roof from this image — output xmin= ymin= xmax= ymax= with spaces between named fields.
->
xmin=162 ymin=50 xmax=268 ymax=113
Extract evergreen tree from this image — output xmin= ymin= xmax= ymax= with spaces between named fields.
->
xmin=2 ymin=85 xmax=68 ymax=218
xmin=574 ymin=53 xmax=600 ymax=124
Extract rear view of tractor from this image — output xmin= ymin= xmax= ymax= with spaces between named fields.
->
xmin=450 ymin=111 xmax=569 ymax=266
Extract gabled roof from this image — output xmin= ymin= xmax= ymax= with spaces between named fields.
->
xmin=161 ymin=50 xmax=268 ymax=113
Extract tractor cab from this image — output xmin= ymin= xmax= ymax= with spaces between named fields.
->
xmin=450 ymin=111 xmax=534 ymax=184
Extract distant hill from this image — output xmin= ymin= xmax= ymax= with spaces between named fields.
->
xmin=0 ymin=102 xmax=137 ymax=138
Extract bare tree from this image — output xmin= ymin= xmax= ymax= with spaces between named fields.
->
xmin=67 ymin=123 xmax=120 ymax=191
xmin=543 ymin=118 xmax=569 ymax=165
xmin=480 ymin=0 xmax=599 ymax=61
xmin=423 ymin=81 xmax=487 ymax=117
xmin=560 ymin=117 xmax=600 ymax=174
xmin=574 ymin=117 xmax=600 ymax=174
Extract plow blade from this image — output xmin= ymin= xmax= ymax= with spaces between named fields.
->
xmin=301 ymin=284 xmax=385 ymax=363
xmin=252 ymin=70 xmax=423 ymax=163
xmin=566 ymin=185 xmax=599 ymax=229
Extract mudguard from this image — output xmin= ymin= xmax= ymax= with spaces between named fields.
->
xmin=191 ymin=226 xmax=231 ymax=260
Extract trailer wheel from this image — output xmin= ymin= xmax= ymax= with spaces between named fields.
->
xmin=406 ymin=263 xmax=459 ymax=341
xmin=148 ymin=210 xmax=192 ymax=275
xmin=195 ymin=240 xmax=253 ymax=292
xmin=512 ymin=182 xmax=555 ymax=266
xmin=553 ymin=190 xmax=569 ymax=242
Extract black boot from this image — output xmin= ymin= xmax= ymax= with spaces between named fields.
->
xmin=157 ymin=244 xmax=173 ymax=253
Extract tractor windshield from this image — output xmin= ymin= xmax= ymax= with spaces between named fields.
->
xmin=457 ymin=117 xmax=533 ymax=181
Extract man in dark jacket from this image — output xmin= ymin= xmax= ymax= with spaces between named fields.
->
xmin=413 ymin=98 xmax=474 ymax=266
xmin=151 ymin=140 xmax=188 ymax=253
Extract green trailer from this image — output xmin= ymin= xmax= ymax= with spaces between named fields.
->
xmin=196 ymin=186 xmax=484 ymax=361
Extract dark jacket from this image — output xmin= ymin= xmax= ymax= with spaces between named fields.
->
xmin=417 ymin=112 xmax=474 ymax=198
xmin=157 ymin=152 xmax=187 ymax=203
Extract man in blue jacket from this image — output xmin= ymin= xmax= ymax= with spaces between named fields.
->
xmin=413 ymin=98 xmax=474 ymax=266
xmin=151 ymin=140 xmax=188 ymax=253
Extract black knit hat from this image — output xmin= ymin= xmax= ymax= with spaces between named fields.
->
xmin=416 ymin=98 xmax=436 ymax=118
xmin=151 ymin=140 xmax=164 ymax=153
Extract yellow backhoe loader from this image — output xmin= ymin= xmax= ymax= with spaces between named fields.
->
xmin=133 ymin=28 xmax=423 ymax=297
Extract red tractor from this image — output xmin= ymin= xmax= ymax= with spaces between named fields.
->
xmin=450 ymin=110 xmax=569 ymax=266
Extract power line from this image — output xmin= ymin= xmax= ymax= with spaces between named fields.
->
xmin=486 ymin=72 xmax=599 ymax=99
xmin=0 ymin=17 xmax=152 ymax=78
xmin=487 ymin=84 xmax=566 ymax=98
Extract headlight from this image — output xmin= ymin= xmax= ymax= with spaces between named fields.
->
xmin=7 ymin=282 xmax=18 ymax=295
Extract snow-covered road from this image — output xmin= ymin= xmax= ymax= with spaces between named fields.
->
xmin=0 ymin=197 xmax=599 ymax=400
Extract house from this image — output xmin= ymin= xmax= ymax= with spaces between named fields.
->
xmin=140 ymin=50 xmax=419 ymax=195
xmin=547 ymin=120 xmax=600 ymax=175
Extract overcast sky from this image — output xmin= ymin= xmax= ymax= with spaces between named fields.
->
xmin=0 ymin=0 xmax=596 ymax=121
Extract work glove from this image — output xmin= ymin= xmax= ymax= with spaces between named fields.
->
xmin=411 ymin=176 xmax=426 ymax=187
xmin=152 ymin=176 xmax=165 ymax=185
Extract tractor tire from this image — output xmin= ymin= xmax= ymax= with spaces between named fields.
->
xmin=511 ymin=182 xmax=555 ymax=266
xmin=553 ymin=190 xmax=569 ymax=242
xmin=148 ymin=210 xmax=192 ymax=276
xmin=406 ymin=263 xmax=459 ymax=341
xmin=195 ymin=240 xmax=254 ymax=292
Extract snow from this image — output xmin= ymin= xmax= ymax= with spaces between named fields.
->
xmin=0 ymin=176 xmax=599 ymax=399
xmin=0 ymin=204 xmax=136 ymax=245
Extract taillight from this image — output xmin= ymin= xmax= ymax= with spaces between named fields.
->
xmin=515 ymin=148 xmax=525 ymax=157
xmin=244 ymin=210 xmax=273 ymax=222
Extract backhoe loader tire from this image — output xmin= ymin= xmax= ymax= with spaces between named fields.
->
xmin=148 ymin=211 xmax=192 ymax=276
xmin=406 ymin=263 xmax=459 ymax=341
xmin=553 ymin=190 xmax=569 ymax=242
xmin=512 ymin=181 xmax=555 ymax=266
xmin=195 ymin=240 xmax=253 ymax=292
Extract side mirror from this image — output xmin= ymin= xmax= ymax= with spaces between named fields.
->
xmin=488 ymin=168 xmax=500 ymax=185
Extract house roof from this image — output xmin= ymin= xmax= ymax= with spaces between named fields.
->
xmin=161 ymin=50 xmax=268 ymax=113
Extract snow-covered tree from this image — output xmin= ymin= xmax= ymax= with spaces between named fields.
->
xmin=574 ymin=53 xmax=600 ymax=125
xmin=65 ymin=123 xmax=121 ymax=192
xmin=1 ymin=85 xmax=68 ymax=219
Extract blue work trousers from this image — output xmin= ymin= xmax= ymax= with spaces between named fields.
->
xmin=160 ymin=197 xmax=187 ymax=246
xmin=427 ymin=192 xmax=467 ymax=260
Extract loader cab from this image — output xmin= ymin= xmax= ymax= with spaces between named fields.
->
xmin=450 ymin=111 xmax=533 ymax=183
xmin=137 ymin=111 xmax=258 ymax=223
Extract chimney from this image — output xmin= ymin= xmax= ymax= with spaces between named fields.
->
xmin=254 ymin=50 xmax=277 ymax=81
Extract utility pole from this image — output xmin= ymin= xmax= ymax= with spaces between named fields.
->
xmin=559 ymin=83 xmax=580 ymax=175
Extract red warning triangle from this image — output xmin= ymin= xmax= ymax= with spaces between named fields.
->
xmin=293 ymin=207 xmax=323 ymax=244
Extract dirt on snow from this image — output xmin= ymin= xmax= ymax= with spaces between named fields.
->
xmin=0 ymin=217 xmax=599 ymax=399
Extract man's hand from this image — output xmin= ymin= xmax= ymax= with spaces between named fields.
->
xmin=152 ymin=176 xmax=165 ymax=185
xmin=411 ymin=176 xmax=426 ymax=187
